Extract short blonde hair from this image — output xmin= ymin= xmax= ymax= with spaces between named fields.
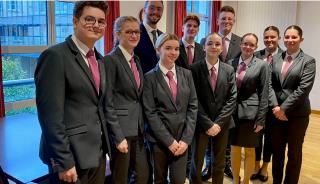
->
xmin=155 ymin=33 xmax=179 ymax=49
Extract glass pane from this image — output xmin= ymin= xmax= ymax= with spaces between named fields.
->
xmin=5 ymin=106 xmax=37 ymax=116
xmin=195 ymin=20 xmax=208 ymax=43
xmin=186 ymin=1 xmax=192 ymax=13
xmin=2 ymin=53 xmax=38 ymax=102
xmin=54 ymin=1 xmax=104 ymax=55
xmin=0 ymin=1 xmax=48 ymax=46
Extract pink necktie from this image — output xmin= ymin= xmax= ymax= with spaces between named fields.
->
xmin=236 ymin=62 xmax=246 ymax=88
xmin=130 ymin=57 xmax=140 ymax=89
xmin=221 ymin=37 xmax=228 ymax=62
xmin=267 ymin=53 xmax=273 ymax=64
xmin=210 ymin=66 xmax=217 ymax=91
xmin=187 ymin=45 xmax=193 ymax=66
xmin=281 ymin=55 xmax=293 ymax=80
xmin=166 ymin=71 xmax=177 ymax=102
xmin=87 ymin=49 xmax=100 ymax=93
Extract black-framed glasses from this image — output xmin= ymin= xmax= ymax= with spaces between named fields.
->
xmin=83 ymin=16 xmax=106 ymax=28
xmin=123 ymin=30 xmax=141 ymax=36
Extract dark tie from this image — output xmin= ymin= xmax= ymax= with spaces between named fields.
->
xmin=281 ymin=55 xmax=293 ymax=80
xmin=151 ymin=30 xmax=157 ymax=46
xmin=166 ymin=71 xmax=177 ymax=102
xmin=130 ymin=57 xmax=140 ymax=89
xmin=221 ymin=37 xmax=228 ymax=62
xmin=267 ymin=53 xmax=273 ymax=64
xmin=236 ymin=62 xmax=246 ymax=88
xmin=210 ymin=66 xmax=217 ymax=91
xmin=187 ymin=45 xmax=193 ymax=66
xmin=86 ymin=49 xmax=100 ymax=93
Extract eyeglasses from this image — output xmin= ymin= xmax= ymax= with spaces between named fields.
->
xmin=83 ymin=16 xmax=106 ymax=28
xmin=123 ymin=30 xmax=141 ymax=36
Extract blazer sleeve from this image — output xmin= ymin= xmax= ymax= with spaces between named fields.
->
xmin=213 ymin=69 xmax=237 ymax=128
xmin=269 ymin=60 xmax=278 ymax=108
xmin=142 ymin=74 xmax=175 ymax=147
xmin=180 ymin=72 xmax=198 ymax=145
xmin=104 ymin=56 xmax=125 ymax=144
xmin=255 ymin=62 xmax=269 ymax=126
xmin=281 ymin=57 xmax=316 ymax=113
xmin=35 ymin=48 xmax=74 ymax=172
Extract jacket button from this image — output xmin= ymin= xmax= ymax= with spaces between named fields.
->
xmin=97 ymin=121 xmax=100 ymax=124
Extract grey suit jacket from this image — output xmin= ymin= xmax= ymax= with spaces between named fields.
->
xmin=176 ymin=39 xmax=205 ymax=69
xmin=269 ymin=50 xmax=316 ymax=117
xmin=104 ymin=47 xmax=145 ymax=144
xmin=35 ymin=36 xmax=111 ymax=172
xmin=229 ymin=56 xmax=269 ymax=125
xmin=190 ymin=60 xmax=237 ymax=132
xmin=142 ymin=64 xmax=198 ymax=147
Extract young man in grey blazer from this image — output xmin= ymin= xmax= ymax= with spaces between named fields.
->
xmin=35 ymin=2 xmax=110 ymax=183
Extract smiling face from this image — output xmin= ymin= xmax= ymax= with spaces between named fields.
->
xmin=73 ymin=6 xmax=106 ymax=48
xmin=144 ymin=1 xmax=163 ymax=27
xmin=284 ymin=28 xmax=303 ymax=55
xmin=204 ymin=34 xmax=222 ymax=59
xmin=117 ymin=21 xmax=140 ymax=53
xmin=264 ymin=29 xmax=280 ymax=53
xmin=157 ymin=39 xmax=180 ymax=67
xmin=182 ymin=19 xmax=199 ymax=40
xmin=240 ymin=34 xmax=258 ymax=59
xmin=217 ymin=11 xmax=235 ymax=36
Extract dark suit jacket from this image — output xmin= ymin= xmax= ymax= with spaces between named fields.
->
xmin=200 ymin=33 xmax=241 ymax=63
xmin=142 ymin=64 xmax=198 ymax=147
xmin=175 ymin=39 xmax=205 ymax=69
xmin=134 ymin=23 xmax=163 ymax=74
xmin=35 ymin=36 xmax=111 ymax=172
xmin=190 ymin=60 xmax=237 ymax=132
xmin=104 ymin=47 xmax=145 ymax=144
xmin=254 ymin=47 xmax=284 ymax=61
xmin=229 ymin=56 xmax=269 ymax=125
xmin=269 ymin=50 xmax=316 ymax=117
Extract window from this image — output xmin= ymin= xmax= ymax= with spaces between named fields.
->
xmin=0 ymin=1 xmax=105 ymax=115
xmin=186 ymin=1 xmax=212 ymax=43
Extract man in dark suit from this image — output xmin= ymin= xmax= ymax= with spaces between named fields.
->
xmin=189 ymin=33 xmax=237 ymax=184
xmin=35 ymin=2 xmax=110 ymax=183
xmin=201 ymin=5 xmax=241 ymax=181
xmin=176 ymin=14 xmax=205 ymax=69
xmin=134 ymin=0 xmax=164 ymax=74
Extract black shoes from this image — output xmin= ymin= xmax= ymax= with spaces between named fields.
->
xmin=250 ymin=169 xmax=268 ymax=182
xmin=201 ymin=166 xmax=211 ymax=181
xmin=224 ymin=162 xmax=233 ymax=179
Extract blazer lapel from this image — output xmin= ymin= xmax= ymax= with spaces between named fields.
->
xmin=179 ymin=40 xmax=188 ymax=66
xmin=200 ymin=61 xmax=215 ymax=97
xmin=241 ymin=56 xmax=256 ymax=85
xmin=98 ymin=58 xmax=105 ymax=98
xmin=135 ymin=55 xmax=144 ymax=94
xmin=276 ymin=52 xmax=286 ymax=84
xmin=155 ymin=65 xmax=177 ymax=110
xmin=283 ymin=51 xmax=304 ymax=84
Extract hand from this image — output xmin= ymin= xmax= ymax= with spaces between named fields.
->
xmin=174 ymin=141 xmax=188 ymax=156
xmin=117 ymin=139 xmax=128 ymax=153
xmin=168 ymin=140 xmax=179 ymax=154
xmin=59 ymin=166 xmax=77 ymax=183
xmin=206 ymin=124 xmax=221 ymax=136
xmin=254 ymin=124 xmax=264 ymax=133
xmin=272 ymin=106 xmax=288 ymax=121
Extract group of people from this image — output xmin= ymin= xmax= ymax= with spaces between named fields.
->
xmin=35 ymin=1 xmax=316 ymax=184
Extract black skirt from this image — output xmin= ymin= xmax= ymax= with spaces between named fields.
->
xmin=230 ymin=119 xmax=262 ymax=147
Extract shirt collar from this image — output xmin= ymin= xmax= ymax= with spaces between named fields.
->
xmin=71 ymin=34 xmax=93 ymax=57
xmin=205 ymin=59 xmax=220 ymax=72
xmin=265 ymin=47 xmax=279 ymax=56
xmin=239 ymin=55 xmax=253 ymax=66
xmin=159 ymin=62 xmax=176 ymax=77
xmin=143 ymin=21 xmax=157 ymax=33
xmin=119 ymin=45 xmax=134 ymax=62
xmin=218 ymin=31 xmax=232 ymax=41
xmin=285 ymin=49 xmax=300 ymax=60
xmin=181 ymin=38 xmax=195 ymax=48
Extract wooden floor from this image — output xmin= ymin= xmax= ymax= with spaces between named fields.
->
xmin=185 ymin=113 xmax=320 ymax=184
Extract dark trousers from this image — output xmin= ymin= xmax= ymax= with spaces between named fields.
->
xmin=255 ymin=112 xmax=273 ymax=162
xmin=150 ymin=142 xmax=188 ymax=184
xmin=110 ymin=136 xmax=149 ymax=184
xmin=190 ymin=129 xmax=229 ymax=184
xmin=270 ymin=116 xmax=309 ymax=184
xmin=49 ymin=155 xmax=106 ymax=184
